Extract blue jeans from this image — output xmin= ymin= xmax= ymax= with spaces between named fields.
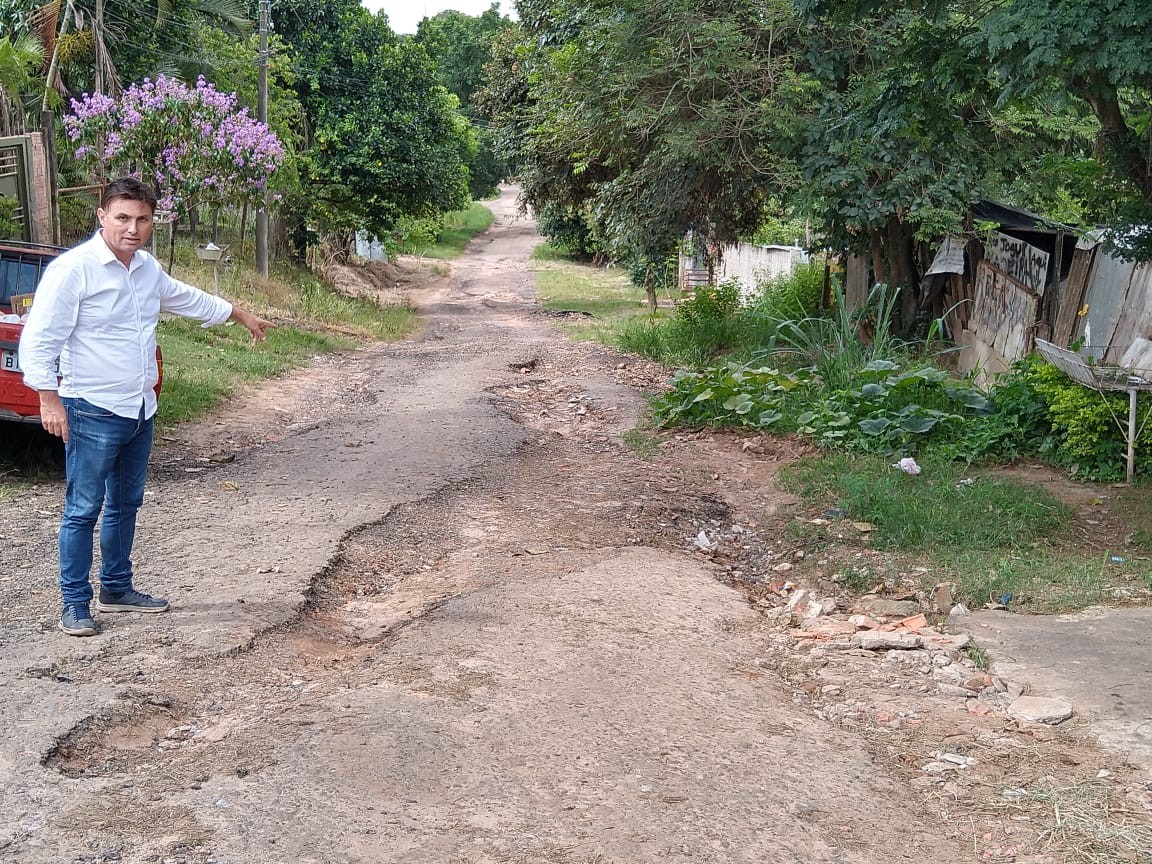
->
xmin=59 ymin=398 xmax=153 ymax=606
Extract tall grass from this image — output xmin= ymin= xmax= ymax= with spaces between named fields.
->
xmin=765 ymin=281 xmax=902 ymax=390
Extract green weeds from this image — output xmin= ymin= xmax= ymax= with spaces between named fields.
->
xmin=783 ymin=454 xmax=1069 ymax=551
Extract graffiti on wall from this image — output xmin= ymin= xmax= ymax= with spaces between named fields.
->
xmin=972 ymin=260 xmax=1037 ymax=361
xmin=985 ymin=232 xmax=1050 ymax=296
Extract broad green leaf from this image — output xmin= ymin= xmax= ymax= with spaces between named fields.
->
xmin=949 ymin=389 xmax=989 ymax=410
xmin=859 ymin=418 xmax=892 ymax=435
xmin=900 ymin=415 xmax=939 ymax=434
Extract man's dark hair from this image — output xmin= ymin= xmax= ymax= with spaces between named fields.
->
xmin=100 ymin=177 xmax=158 ymax=212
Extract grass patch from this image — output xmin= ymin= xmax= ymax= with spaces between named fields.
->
xmin=777 ymin=452 xmax=1138 ymax=612
xmin=965 ymin=642 xmax=989 ymax=670
xmin=530 ymin=241 xmax=571 ymax=262
xmin=933 ymin=546 xmax=1114 ymax=613
xmin=532 ymin=258 xmax=656 ymax=341
xmin=987 ymin=777 xmax=1152 ymax=863
xmin=398 ymin=203 xmax=495 ymax=260
xmin=783 ymin=453 xmax=1070 ymax=550
xmin=622 ymin=414 xmax=663 ymax=460
xmin=289 ymin=279 xmax=417 ymax=340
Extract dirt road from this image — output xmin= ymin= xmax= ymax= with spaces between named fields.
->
xmin=0 ymin=190 xmax=1098 ymax=863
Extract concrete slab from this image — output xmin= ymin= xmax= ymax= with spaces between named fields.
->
xmin=962 ymin=607 xmax=1152 ymax=770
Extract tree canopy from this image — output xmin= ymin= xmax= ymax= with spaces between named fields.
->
xmin=477 ymin=0 xmax=1152 ymax=322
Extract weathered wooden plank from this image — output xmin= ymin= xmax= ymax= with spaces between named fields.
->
xmin=1052 ymin=245 xmax=1096 ymax=347
xmin=971 ymin=260 xmax=1038 ymax=363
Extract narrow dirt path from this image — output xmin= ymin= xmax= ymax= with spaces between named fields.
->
xmin=0 ymin=190 xmax=1055 ymax=863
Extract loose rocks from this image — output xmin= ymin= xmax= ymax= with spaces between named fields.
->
xmin=1008 ymin=695 xmax=1074 ymax=725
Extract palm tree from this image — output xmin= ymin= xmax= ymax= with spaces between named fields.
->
xmin=0 ymin=32 xmax=45 ymax=135
xmin=32 ymin=0 xmax=251 ymax=105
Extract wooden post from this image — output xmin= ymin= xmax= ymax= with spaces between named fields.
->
xmin=39 ymin=110 xmax=59 ymax=244
xmin=1128 ymin=388 xmax=1138 ymax=483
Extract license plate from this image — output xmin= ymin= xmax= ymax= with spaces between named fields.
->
xmin=1 ymin=350 xmax=18 ymax=372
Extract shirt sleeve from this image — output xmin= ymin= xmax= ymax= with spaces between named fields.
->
xmin=18 ymin=259 xmax=81 ymax=392
xmin=157 ymin=267 xmax=233 ymax=326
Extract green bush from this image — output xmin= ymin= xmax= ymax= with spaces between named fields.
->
xmin=990 ymin=355 xmax=1152 ymax=480
xmin=0 ymin=195 xmax=19 ymax=240
xmin=652 ymin=362 xmax=806 ymax=429
xmin=613 ymin=278 xmax=778 ymax=367
xmin=750 ymin=261 xmax=825 ymax=320
xmin=389 ymin=214 xmax=443 ymax=255
xmin=651 ymin=352 xmax=995 ymax=459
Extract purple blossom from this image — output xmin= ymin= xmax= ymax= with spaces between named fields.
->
xmin=64 ymin=74 xmax=285 ymax=217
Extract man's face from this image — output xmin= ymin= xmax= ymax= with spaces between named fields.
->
xmin=97 ymin=198 xmax=155 ymax=263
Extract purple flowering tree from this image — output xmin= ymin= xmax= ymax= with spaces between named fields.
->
xmin=64 ymin=75 xmax=284 ymax=229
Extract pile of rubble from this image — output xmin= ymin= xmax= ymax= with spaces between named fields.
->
xmin=759 ymin=586 xmax=1076 ymax=728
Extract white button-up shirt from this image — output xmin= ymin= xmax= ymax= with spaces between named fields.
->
xmin=19 ymin=232 xmax=233 ymax=419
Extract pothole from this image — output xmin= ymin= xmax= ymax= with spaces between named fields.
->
xmin=43 ymin=692 xmax=183 ymax=778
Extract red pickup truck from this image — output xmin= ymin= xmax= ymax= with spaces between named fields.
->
xmin=0 ymin=240 xmax=163 ymax=425
xmin=0 ymin=241 xmax=63 ymax=423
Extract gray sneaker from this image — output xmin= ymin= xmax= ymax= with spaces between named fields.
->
xmin=60 ymin=604 xmax=99 ymax=636
xmin=95 ymin=588 xmax=170 ymax=614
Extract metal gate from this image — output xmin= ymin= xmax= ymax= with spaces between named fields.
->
xmin=0 ymin=139 xmax=30 ymax=242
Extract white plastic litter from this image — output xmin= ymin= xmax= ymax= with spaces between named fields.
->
xmin=894 ymin=457 xmax=921 ymax=476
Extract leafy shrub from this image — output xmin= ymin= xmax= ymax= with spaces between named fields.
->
xmin=614 ymin=278 xmax=777 ymax=367
xmin=767 ymin=281 xmax=903 ymax=391
xmin=750 ymin=261 xmax=825 ymax=320
xmin=797 ymin=360 xmax=992 ymax=454
xmin=651 ymin=352 xmax=995 ymax=457
xmin=991 ymin=355 xmax=1152 ymax=480
xmin=676 ymin=278 xmax=743 ymax=326
xmin=0 ymin=195 xmax=20 ymax=240
xmin=535 ymin=204 xmax=603 ymax=260
xmin=389 ymin=214 xmax=442 ymax=255
xmin=652 ymin=362 xmax=805 ymax=428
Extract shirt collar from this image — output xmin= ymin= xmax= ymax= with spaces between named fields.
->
xmin=92 ymin=230 xmax=141 ymax=271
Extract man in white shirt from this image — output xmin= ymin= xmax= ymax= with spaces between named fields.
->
xmin=19 ymin=178 xmax=272 ymax=636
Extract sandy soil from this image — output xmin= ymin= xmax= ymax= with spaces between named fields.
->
xmin=0 ymin=189 xmax=1146 ymax=864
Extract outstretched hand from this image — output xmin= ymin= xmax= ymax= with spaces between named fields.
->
xmin=231 ymin=308 xmax=274 ymax=342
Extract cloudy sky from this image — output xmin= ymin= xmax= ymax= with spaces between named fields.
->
xmin=361 ymin=1 xmax=514 ymax=35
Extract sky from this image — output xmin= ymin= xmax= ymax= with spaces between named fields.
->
xmin=361 ymin=1 xmax=514 ymax=35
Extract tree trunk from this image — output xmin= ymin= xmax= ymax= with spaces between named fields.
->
xmin=1073 ymin=76 xmax=1151 ymax=201
xmin=239 ymin=201 xmax=249 ymax=256
xmin=887 ymin=217 xmax=918 ymax=331
xmin=167 ymin=217 xmax=178 ymax=273
xmin=644 ymin=272 xmax=657 ymax=312
xmin=869 ymin=229 xmax=886 ymax=288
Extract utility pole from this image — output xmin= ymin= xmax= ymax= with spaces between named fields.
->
xmin=94 ymin=0 xmax=104 ymax=95
xmin=255 ymin=0 xmax=270 ymax=278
